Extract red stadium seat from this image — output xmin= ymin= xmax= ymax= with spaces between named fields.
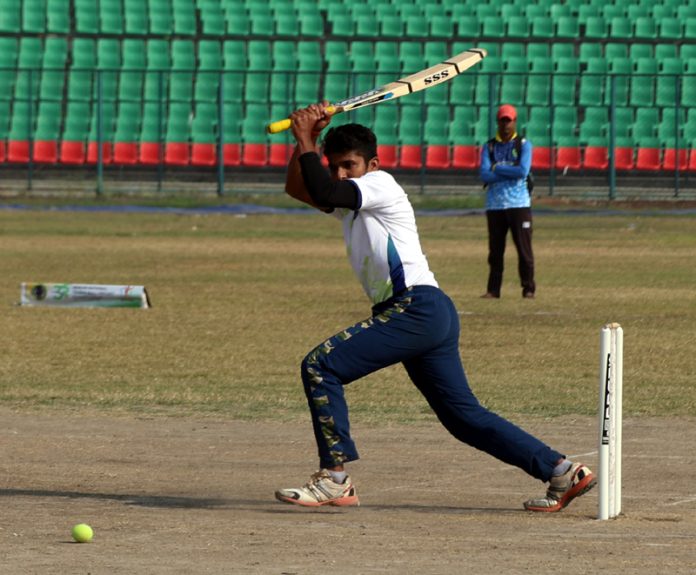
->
xmin=139 ymin=142 xmax=162 ymax=165
xmin=662 ymin=148 xmax=688 ymax=171
xmin=451 ymin=145 xmax=479 ymax=169
xmin=614 ymin=146 xmax=635 ymax=170
xmin=399 ymin=145 xmax=422 ymax=169
xmin=242 ymin=143 xmax=267 ymax=167
xmin=531 ymin=146 xmax=552 ymax=169
xmin=689 ymin=149 xmax=696 ymax=172
xmin=60 ymin=141 xmax=86 ymax=164
xmin=87 ymin=142 xmax=113 ymax=164
xmin=223 ymin=143 xmax=241 ymax=166
xmin=555 ymin=145 xmax=582 ymax=170
xmin=425 ymin=145 xmax=450 ymax=169
xmin=268 ymin=143 xmax=292 ymax=167
xmin=583 ymin=146 xmax=609 ymax=170
xmin=0 ymin=141 xmax=5 ymax=162
xmin=7 ymin=141 xmax=30 ymax=163
xmin=635 ymin=147 xmax=661 ymax=170
xmin=191 ymin=143 xmax=216 ymax=166
xmin=113 ymin=142 xmax=138 ymax=164
xmin=165 ymin=142 xmax=190 ymax=165
xmin=377 ymin=144 xmax=397 ymax=168
xmin=33 ymin=140 xmax=58 ymax=163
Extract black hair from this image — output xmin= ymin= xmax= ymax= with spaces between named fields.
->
xmin=322 ymin=123 xmax=378 ymax=164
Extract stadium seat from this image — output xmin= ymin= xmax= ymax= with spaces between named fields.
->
xmin=635 ymin=142 xmax=662 ymax=170
xmin=165 ymin=102 xmax=191 ymax=165
xmin=531 ymin=145 xmax=552 ymax=170
xmin=33 ymin=101 xmax=61 ymax=163
xmin=583 ymin=139 xmax=609 ymax=170
xmin=585 ymin=16 xmax=608 ymax=39
xmin=87 ymin=102 xmax=116 ymax=164
xmin=123 ymin=0 xmax=147 ymax=34
xmin=75 ymin=0 xmax=99 ymax=33
xmin=634 ymin=16 xmax=657 ymax=40
xmin=113 ymin=102 xmax=141 ymax=164
xmin=662 ymin=147 xmax=689 ymax=171
xmin=60 ymin=102 xmax=90 ymax=164
xmin=46 ymin=0 xmax=70 ymax=33
xmin=556 ymin=16 xmax=580 ymax=39
xmin=555 ymin=137 xmax=582 ymax=171
xmin=656 ymin=57 xmax=684 ymax=107
xmin=614 ymin=137 xmax=635 ymax=170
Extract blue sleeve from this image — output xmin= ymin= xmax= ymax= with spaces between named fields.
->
xmin=494 ymin=140 xmax=533 ymax=180
xmin=479 ymin=144 xmax=504 ymax=184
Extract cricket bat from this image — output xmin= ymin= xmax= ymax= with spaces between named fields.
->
xmin=266 ymin=47 xmax=487 ymax=134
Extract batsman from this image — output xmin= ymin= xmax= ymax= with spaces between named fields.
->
xmin=275 ymin=102 xmax=596 ymax=512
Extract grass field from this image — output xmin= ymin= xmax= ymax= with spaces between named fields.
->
xmin=1 ymin=207 xmax=695 ymax=422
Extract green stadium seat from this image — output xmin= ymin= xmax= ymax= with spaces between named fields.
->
xmin=530 ymin=16 xmax=554 ymax=38
xmin=0 ymin=0 xmax=21 ymax=33
xmin=629 ymin=42 xmax=654 ymax=60
xmin=124 ymin=0 xmax=148 ymax=34
xmin=658 ymin=17 xmax=682 ymax=40
xmin=526 ymin=57 xmax=553 ymax=106
xmin=610 ymin=17 xmax=633 ymax=39
xmin=656 ymin=57 xmax=685 ymax=107
xmin=481 ymin=16 xmax=505 ymax=38
xmin=501 ymin=3 xmax=523 ymax=19
xmin=46 ymin=0 xmax=71 ymax=34
xmin=250 ymin=12 xmax=275 ymax=35
xmin=585 ymin=16 xmax=608 ymax=39
xmin=95 ymin=39 xmax=121 ymax=103
xmin=14 ymin=38 xmax=43 ymax=102
xmin=579 ymin=58 xmax=606 ymax=107
xmin=298 ymin=13 xmax=323 ymax=37
xmin=501 ymin=56 xmax=527 ymax=106
xmin=555 ymin=135 xmax=581 ymax=170
xmin=630 ymin=58 xmax=658 ymax=107
xmin=553 ymin=106 xmax=578 ymax=139
xmin=631 ymin=107 xmax=659 ymax=143
xmin=39 ymin=69 xmax=66 ymax=101
xmin=475 ymin=56 xmax=502 ymax=106
xmin=200 ymin=2 xmax=225 ymax=35
xmin=656 ymin=44 xmax=678 ymax=60
xmin=501 ymin=43 xmax=525 ymax=58
xmin=450 ymin=106 xmax=476 ymax=142
xmin=634 ymin=16 xmax=657 ymax=39
xmin=149 ymin=2 xmax=173 ymax=35
xmin=529 ymin=43 xmax=551 ymax=59
xmin=552 ymin=57 xmax=579 ymax=106
xmin=275 ymin=12 xmax=299 ymax=35
xmin=506 ymin=14 xmax=529 ymax=38
xmin=577 ymin=4 xmax=600 ymax=25
xmin=602 ymin=5 xmax=625 ymax=21
xmin=424 ymin=105 xmax=450 ymax=169
xmin=75 ymin=0 xmax=99 ymax=33
xmin=685 ymin=18 xmax=696 ymax=40
xmin=606 ymin=57 xmax=631 ymax=106
xmin=681 ymin=59 xmax=696 ymax=107
xmin=579 ymin=106 xmax=608 ymax=145
xmin=430 ymin=15 xmax=454 ymax=38
xmin=380 ymin=15 xmax=402 ymax=37
xmin=657 ymin=108 xmax=685 ymax=146
xmin=0 ymin=38 xmax=18 ymax=100
xmin=22 ymin=0 xmax=46 ymax=33
xmin=173 ymin=0 xmax=197 ymax=35
xmin=605 ymin=43 xmax=628 ymax=61
xmin=556 ymin=16 xmax=580 ymax=38
xmin=7 ymin=101 xmax=36 ymax=162
xmin=475 ymin=4 xmax=498 ymax=20
xmin=456 ymin=16 xmax=480 ymax=38
xmin=100 ymin=0 xmax=124 ymax=34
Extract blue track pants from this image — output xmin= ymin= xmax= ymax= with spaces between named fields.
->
xmin=301 ymin=285 xmax=562 ymax=482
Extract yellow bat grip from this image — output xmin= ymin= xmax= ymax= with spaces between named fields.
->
xmin=266 ymin=106 xmax=337 ymax=134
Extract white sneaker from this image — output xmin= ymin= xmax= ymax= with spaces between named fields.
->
xmin=524 ymin=462 xmax=596 ymax=512
xmin=275 ymin=469 xmax=360 ymax=507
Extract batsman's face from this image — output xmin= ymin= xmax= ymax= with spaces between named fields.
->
xmin=327 ymin=151 xmax=379 ymax=180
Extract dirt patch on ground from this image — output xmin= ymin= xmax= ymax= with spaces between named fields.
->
xmin=1 ymin=408 xmax=694 ymax=574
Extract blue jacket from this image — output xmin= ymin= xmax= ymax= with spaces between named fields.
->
xmin=479 ymin=133 xmax=533 ymax=210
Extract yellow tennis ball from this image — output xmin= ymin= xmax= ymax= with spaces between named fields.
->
xmin=71 ymin=523 xmax=93 ymax=543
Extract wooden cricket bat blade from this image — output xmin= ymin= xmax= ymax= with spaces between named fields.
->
xmin=266 ymin=48 xmax=487 ymax=134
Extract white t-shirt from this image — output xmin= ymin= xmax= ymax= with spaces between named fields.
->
xmin=332 ymin=170 xmax=439 ymax=304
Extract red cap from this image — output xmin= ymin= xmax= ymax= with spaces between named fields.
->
xmin=497 ymin=104 xmax=517 ymax=121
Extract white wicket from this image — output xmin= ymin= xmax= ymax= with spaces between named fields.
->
xmin=598 ymin=323 xmax=623 ymax=520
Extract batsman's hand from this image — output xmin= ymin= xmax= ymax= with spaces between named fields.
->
xmin=290 ymin=102 xmax=332 ymax=151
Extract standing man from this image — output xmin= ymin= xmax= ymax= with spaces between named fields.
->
xmin=480 ymin=104 xmax=536 ymax=299
xmin=274 ymin=102 xmax=596 ymax=513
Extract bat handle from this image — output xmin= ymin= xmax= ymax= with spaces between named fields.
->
xmin=266 ymin=106 xmax=337 ymax=134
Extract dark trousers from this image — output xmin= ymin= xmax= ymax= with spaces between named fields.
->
xmin=300 ymin=286 xmax=562 ymax=481
xmin=486 ymin=207 xmax=535 ymax=297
